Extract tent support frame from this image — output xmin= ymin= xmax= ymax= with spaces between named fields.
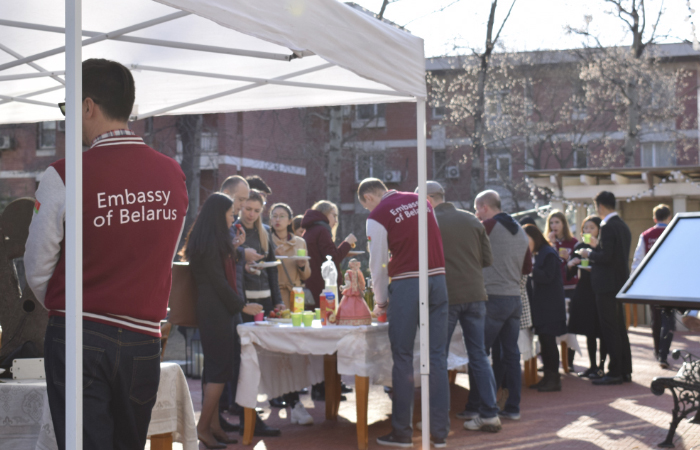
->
xmin=0 ymin=18 xmax=305 ymax=62
xmin=65 ymin=0 xmax=83 ymax=448
xmin=416 ymin=99 xmax=430 ymax=450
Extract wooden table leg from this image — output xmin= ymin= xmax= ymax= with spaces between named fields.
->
xmin=561 ymin=341 xmax=569 ymax=373
xmin=355 ymin=375 xmax=369 ymax=450
xmin=625 ymin=304 xmax=631 ymax=329
xmin=324 ymin=353 xmax=341 ymax=420
xmin=530 ymin=357 xmax=540 ymax=384
xmin=243 ymin=407 xmax=256 ymax=445
xmin=149 ymin=433 xmax=173 ymax=450
xmin=523 ymin=358 xmax=531 ymax=387
xmin=448 ymin=369 xmax=457 ymax=385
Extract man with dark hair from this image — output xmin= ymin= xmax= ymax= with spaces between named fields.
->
xmin=632 ymin=204 xmax=674 ymax=368
xmin=25 ymin=59 xmax=189 ymax=449
xmin=245 ymin=175 xmax=272 ymax=197
xmin=359 ymin=178 xmax=450 ymax=448
xmin=579 ymin=191 xmax=633 ymax=385
xmin=469 ymin=190 xmax=531 ymax=422
xmin=417 ymin=182 xmax=501 ymax=433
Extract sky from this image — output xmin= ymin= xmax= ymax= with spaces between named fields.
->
xmin=350 ymin=0 xmax=700 ymax=57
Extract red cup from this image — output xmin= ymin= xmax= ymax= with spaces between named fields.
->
xmin=377 ymin=312 xmax=387 ymax=323
xmin=254 ymin=312 xmax=264 ymax=322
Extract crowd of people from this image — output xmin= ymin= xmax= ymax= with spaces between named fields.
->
xmin=21 ymin=58 xmax=677 ymax=450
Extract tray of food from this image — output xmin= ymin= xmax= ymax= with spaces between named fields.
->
xmin=250 ymin=261 xmax=281 ymax=269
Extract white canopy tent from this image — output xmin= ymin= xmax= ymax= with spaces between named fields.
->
xmin=0 ymin=1 xmax=433 ymax=449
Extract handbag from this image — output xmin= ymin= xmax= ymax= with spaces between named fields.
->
xmin=280 ymin=259 xmax=315 ymax=307
xmin=168 ymin=262 xmax=198 ymax=327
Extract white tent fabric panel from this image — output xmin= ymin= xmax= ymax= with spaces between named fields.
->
xmin=0 ymin=0 xmax=425 ymax=124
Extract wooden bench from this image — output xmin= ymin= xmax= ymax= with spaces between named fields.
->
xmin=650 ymin=349 xmax=700 ymax=448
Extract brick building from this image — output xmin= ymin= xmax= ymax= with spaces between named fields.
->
xmin=2 ymin=43 xmax=699 ymax=246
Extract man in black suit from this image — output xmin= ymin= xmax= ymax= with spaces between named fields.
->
xmin=579 ymin=191 xmax=632 ymax=385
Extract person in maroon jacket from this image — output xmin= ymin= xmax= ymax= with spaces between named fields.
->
xmin=24 ymin=59 xmax=188 ymax=450
xmin=301 ymin=200 xmax=356 ymax=306
xmin=631 ymin=204 xmax=674 ymax=368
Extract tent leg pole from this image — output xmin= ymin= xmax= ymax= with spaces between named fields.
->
xmin=416 ymin=99 xmax=430 ymax=450
xmin=65 ymin=0 xmax=83 ymax=449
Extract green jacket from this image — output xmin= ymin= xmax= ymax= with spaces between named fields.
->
xmin=434 ymin=202 xmax=492 ymax=305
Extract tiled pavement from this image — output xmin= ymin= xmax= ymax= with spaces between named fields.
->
xmin=155 ymin=327 xmax=700 ymax=450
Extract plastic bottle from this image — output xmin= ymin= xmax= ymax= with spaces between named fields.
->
xmin=321 ymin=255 xmax=338 ymax=312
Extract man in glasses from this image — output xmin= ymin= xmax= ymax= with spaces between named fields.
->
xmin=25 ymin=59 xmax=189 ymax=450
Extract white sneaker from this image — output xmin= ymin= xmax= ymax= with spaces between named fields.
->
xmin=463 ymin=415 xmax=502 ymax=432
xmin=290 ymin=403 xmax=314 ymax=426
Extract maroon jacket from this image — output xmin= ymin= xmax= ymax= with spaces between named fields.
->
xmin=301 ymin=209 xmax=351 ymax=306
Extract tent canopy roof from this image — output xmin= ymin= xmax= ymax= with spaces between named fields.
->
xmin=0 ymin=0 xmax=426 ymax=124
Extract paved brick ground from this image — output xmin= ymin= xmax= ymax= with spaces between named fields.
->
xmin=155 ymin=327 xmax=700 ymax=450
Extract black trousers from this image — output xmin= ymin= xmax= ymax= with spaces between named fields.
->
xmin=45 ymin=316 xmax=161 ymax=450
xmin=595 ymin=292 xmax=632 ymax=377
xmin=651 ymin=307 xmax=675 ymax=361
xmin=538 ymin=334 xmax=559 ymax=373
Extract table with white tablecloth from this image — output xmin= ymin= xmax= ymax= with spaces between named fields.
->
xmin=0 ymin=362 xmax=197 ymax=450
xmin=236 ymin=320 xmax=469 ymax=449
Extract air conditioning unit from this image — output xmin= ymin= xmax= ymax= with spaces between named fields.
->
xmin=57 ymin=121 xmax=65 ymax=132
xmin=383 ymin=170 xmax=402 ymax=183
xmin=0 ymin=136 xmax=13 ymax=150
xmin=445 ymin=165 xmax=460 ymax=179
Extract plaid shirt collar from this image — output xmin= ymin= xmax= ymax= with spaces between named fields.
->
xmin=90 ymin=129 xmax=136 ymax=148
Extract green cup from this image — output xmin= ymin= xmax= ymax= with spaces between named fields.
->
xmin=314 ymin=308 xmax=321 ymax=320
xmin=581 ymin=259 xmax=589 ymax=267
xmin=582 ymin=233 xmax=591 ymax=244
xmin=291 ymin=312 xmax=302 ymax=327
xmin=297 ymin=248 xmax=307 ymax=257
xmin=302 ymin=311 xmax=314 ymax=327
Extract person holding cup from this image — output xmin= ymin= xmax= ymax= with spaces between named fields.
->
xmin=270 ymin=203 xmax=311 ymax=310
xmin=566 ymin=216 xmax=607 ymax=379
xmin=180 ymin=193 xmax=263 ymax=448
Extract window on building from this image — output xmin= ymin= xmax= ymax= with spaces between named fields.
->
xmin=176 ymin=131 xmax=219 ymax=154
xmin=433 ymin=150 xmax=446 ymax=179
xmin=38 ymin=121 xmax=56 ymax=149
xmin=641 ymin=142 xmax=676 ymax=167
xmin=353 ymin=104 xmax=387 ymax=129
xmin=144 ymin=117 xmax=154 ymax=136
xmin=571 ymin=79 xmax=587 ymax=120
xmin=356 ymin=104 xmax=386 ymax=121
xmin=355 ymin=152 xmax=385 ymax=182
xmin=486 ymin=91 xmax=509 ymax=117
xmin=432 ymin=105 xmax=446 ymax=119
xmin=523 ymin=79 xmax=534 ymax=117
xmin=486 ymin=151 xmax=512 ymax=182
xmin=573 ymin=145 xmax=588 ymax=168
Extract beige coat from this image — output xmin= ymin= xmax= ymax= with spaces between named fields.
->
xmin=272 ymin=233 xmax=312 ymax=309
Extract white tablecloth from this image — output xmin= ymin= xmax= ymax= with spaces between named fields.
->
xmin=236 ymin=321 xmax=469 ymax=409
xmin=0 ymin=363 xmax=197 ymax=450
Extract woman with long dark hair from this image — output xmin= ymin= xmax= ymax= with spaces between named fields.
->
xmin=180 ymin=193 xmax=263 ymax=449
xmin=567 ymin=215 xmax=607 ymax=378
xmin=523 ymin=224 xmax=567 ymax=393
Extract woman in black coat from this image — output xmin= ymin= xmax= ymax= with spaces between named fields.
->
xmin=524 ymin=224 xmax=567 ymax=392
xmin=566 ymin=216 xmax=607 ymax=378
xmin=180 ymin=193 xmax=263 ymax=449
